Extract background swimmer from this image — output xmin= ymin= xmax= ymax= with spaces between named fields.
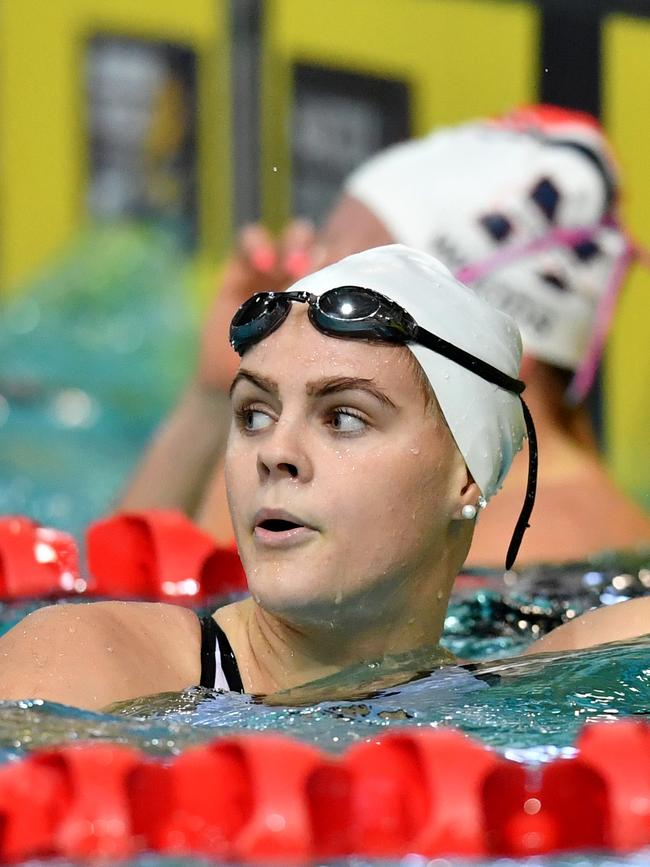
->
xmin=121 ymin=105 xmax=650 ymax=566
xmin=0 ymin=246 xmax=649 ymax=712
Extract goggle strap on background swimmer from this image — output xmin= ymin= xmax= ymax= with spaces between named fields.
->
xmin=506 ymin=398 xmax=538 ymax=571
xmin=455 ymin=218 xmax=650 ymax=405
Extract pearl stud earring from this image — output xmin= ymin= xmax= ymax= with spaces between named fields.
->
xmin=461 ymin=504 xmax=477 ymax=520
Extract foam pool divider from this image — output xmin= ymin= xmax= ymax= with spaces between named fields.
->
xmin=1 ymin=722 xmax=650 ymax=861
xmin=86 ymin=510 xmax=247 ymax=600
xmin=0 ymin=511 xmax=247 ymax=602
xmin=0 ymin=517 xmax=81 ymax=598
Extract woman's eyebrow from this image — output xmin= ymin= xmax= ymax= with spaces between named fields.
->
xmin=229 ymin=371 xmax=396 ymax=409
xmin=307 ymin=377 xmax=397 ymax=409
xmin=229 ymin=370 xmax=278 ymax=398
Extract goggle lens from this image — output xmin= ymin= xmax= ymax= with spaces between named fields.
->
xmin=230 ymin=292 xmax=283 ymax=328
xmin=318 ymin=286 xmax=383 ymax=321
xmin=230 ymin=293 xmax=290 ymax=354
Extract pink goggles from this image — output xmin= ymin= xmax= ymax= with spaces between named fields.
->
xmin=453 ymin=216 xmax=648 ymax=404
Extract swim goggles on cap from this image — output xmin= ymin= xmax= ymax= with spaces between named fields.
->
xmin=229 ymin=285 xmax=538 ymax=570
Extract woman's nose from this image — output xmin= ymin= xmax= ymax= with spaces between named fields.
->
xmin=256 ymin=421 xmax=314 ymax=484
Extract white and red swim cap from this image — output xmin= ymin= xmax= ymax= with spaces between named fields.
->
xmin=344 ymin=106 xmax=626 ymax=376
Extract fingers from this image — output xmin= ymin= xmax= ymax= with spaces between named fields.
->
xmin=238 ymin=224 xmax=277 ymax=274
xmin=235 ymin=219 xmax=318 ymax=282
xmin=195 ymin=219 xmax=318 ymax=391
xmin=280 ymin=218 xmax=317 ymax=279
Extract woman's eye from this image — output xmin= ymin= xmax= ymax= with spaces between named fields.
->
xmin=238 ymin=407 xmax=273 ymax=432
xmin=330 ymin=409 xmax=366 ymax=433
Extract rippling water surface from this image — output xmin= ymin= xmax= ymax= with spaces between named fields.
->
xmin=2 ymin=635 xmax=649 ymax=763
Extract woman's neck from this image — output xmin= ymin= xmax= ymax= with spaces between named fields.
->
xmin=214 ymin=562 xmax=458 ymax=694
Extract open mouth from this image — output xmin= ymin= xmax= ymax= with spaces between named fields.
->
xmin=257 ymin=518 xmax=304 ymax=533
xmin=253 ymin=511 xmax=316 ymax=547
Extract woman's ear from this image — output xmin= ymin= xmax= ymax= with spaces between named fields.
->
xmin=452 ymin=470 xmax=484 ymax=521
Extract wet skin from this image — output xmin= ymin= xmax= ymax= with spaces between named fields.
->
xmin=223 ymin=305 xmax=477 ymax=652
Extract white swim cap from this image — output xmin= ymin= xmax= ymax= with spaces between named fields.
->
xmin=284 ymin=244 xmax=526 ymax=502
xmin=345 ymin=106 xmax=624 ymax=374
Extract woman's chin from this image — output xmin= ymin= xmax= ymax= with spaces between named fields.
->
xmin=246 ymin=575 xmax=347 ymax=624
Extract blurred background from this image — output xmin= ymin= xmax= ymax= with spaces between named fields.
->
xmin=0 ymin=0 xmax=648 ymax=537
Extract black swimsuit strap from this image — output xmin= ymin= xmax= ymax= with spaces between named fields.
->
xmin=199 ymin=615 xmax=244 ymax=693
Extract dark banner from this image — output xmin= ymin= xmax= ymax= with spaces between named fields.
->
xmin=86 ymin=36 xmax=198 ymax=247
xmin=291 ymin=64 xmax=410 ymax=224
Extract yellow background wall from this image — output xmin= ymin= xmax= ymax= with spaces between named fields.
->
xmin=603 ymin=14 xmax=650 ymax=507
xmin=0 ymin=0 xmax=231 ymax=295
xmin=261 ymin=0 xmax=539 ymax=226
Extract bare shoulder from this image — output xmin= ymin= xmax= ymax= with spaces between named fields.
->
xmin=0 ymin=601 xmax=202 ymax=710
xmin=3 ymin=600 xmax=199 ymax=650
xmin=525 ymin=597 xmax=650 ymax=656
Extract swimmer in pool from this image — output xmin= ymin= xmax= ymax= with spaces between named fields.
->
xmin=121 ymin=105 xmax=650 ymax=566
xmin=1 ymin=245 xmax=649 ymax=712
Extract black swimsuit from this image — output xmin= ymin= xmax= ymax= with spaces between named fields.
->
xmin=199 ymin=615 xmax=244 ymax=693
xmin=198 ymin=615 xmax=498 ymax=694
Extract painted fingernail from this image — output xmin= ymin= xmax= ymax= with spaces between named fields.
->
xmin=284 ymin=249 xmax=312 ymax=278
xmin=251 ymin=247 xmax=276 ymax=273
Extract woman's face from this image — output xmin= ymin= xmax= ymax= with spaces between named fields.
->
xmin=225 ymin=305 xmax=471 ymax=627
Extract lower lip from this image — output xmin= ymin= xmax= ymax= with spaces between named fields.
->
xmin=253 ymin=525 xmax=317 ymax=548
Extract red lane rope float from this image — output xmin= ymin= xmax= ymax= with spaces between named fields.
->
xmin=345 ymin=729 xmax=504 ymax=857
xmin=0 ymin=511 xmax=247 ymax=602
xmin=2 ymin=722 xmax=650 ymax=862
xmin=0 ymin=517 xmax=82 ymax=598
xmin=86 ymin=510 xmax=247 ymax=601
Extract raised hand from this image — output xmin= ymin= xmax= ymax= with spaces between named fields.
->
xmin=196 ymin=219 xmax=318 ymax=392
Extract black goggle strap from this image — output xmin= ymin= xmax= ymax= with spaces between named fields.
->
xmin=415 ymin=322 xmax=536 ymax=569
xmin=505 ymin=398 xmax=538 ymax=570
xmin=413 ymin=326 xmax=525 ymax=394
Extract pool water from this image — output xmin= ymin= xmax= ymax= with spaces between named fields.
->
xmin=10 ymin=854 xmax=650 ymax=867
xmin=1 ymin=225 xmax=650 ymax=866
xmin=1 ymin=594 xmax=649 ymax=762
xmin=0 ymin=225 xmax=195 ymax=537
